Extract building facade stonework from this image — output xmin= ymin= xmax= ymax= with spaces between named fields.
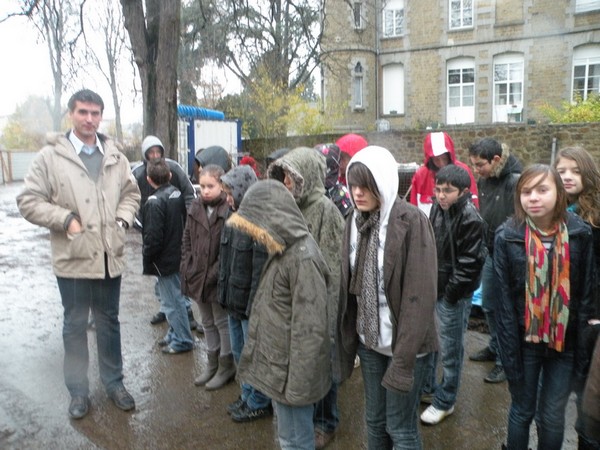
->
xmin=321 ymin=0 xmax=600 ymax=131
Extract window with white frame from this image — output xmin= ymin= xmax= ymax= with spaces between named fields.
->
xmin=449 ymin=0 xmax=473 ymax=29
xmin=353 ymin=2 xmax=363 ymax=29
xmin=493 ymin=54 xmax=524 ymax=122
xmin=572 ymin=45 xmax=600 ymax=101
xmin=383 ymin=0 xmax=404 ymax=38
xmin=353 ymin=62 xmax=364 ymax=109
xmin=575 ymin=0 xmax=600 ymax=13
xmin=447 ymin=58 xmax=475 ymax=124
xmin=382 ymin=63 xmax=404 ymax=115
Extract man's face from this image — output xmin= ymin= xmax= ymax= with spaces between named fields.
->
xmin=69 ymin=101 xmax=102 ymax=143
xmin=434 ymin=182 xmax=465 ymax=210
xmin=146 ymin=146 xmax=163 ymax=162
xmin=470 ymin=155 xmax=499 ymax=179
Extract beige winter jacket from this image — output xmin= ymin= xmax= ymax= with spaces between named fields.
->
xmin=17 ymin=132 xmax=140 ymax=279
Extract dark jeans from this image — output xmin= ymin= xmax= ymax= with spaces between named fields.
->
xmin=481 ymin=255 xmax=502 ymax=365
xmin=314 ymin=382 xmax=339 ymax=433
xmin=358 ymin=342 xmax=432 ymax=450
xmin=57 ymin=274 xmax=124 ymax=397
xmin=506 ymin=344 xmax=574 ymax=450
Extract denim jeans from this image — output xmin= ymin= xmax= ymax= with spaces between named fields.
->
xmin=57 ymin=274 xmax=124 ymax=397
xmin=273 ymin=401 xmax=315 ymax=450
xmin=358 ymin=342 xmax=432 ymax=450
xmin=155 ymin=278 xmax=192 ymax=314
xmin=156 ymin=273 xmax=194 ymax=352
xmin=481 ymin=255 xmax=502 ymax=365
xmin=506 ymin=344 xmax=574 ymax=450
xmin=427 ymin=296 xmax=471 ymax=410
xmin=314 ymin=382 xmax=339 ymax=433
xmin=228 ymin=315 xmax=270 ymax=410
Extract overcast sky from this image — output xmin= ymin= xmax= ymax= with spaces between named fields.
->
xmin=0 ymin=1 xmax=143 ymax=124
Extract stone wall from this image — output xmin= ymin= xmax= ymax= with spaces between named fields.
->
xmin=242 ymin=122 xmax=600 ymax=170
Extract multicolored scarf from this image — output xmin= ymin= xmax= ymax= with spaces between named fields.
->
xmin=524 ymin=217 xmax=570 ymax=352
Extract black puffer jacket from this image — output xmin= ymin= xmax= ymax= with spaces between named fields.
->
xmin=429 ymin=194 xmax=487 ymax=303
xmin=494 ymin=213 xmax=596 ymax=385
xmin=142 ymin=184 xmax=186 ymax=276
xmin=478 ymin=150 xmax=522 ymax=252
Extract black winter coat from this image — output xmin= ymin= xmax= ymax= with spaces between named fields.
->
xmin=478 ymin=153 xmax=521 ymax=252
xmin=218 ymin=223 xmax=268 ymax=320
xmin=142 ymin=184 xmax=186 ymax=276
xmin=494 ymin=213 xmax=596 ymax=385
xmin=429 ymin=194 xmax=487 ymax=303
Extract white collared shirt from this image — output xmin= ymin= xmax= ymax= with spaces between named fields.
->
xmin=69 ymin=130 xmax=105 ymax=156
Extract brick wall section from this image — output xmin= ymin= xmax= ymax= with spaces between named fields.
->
xmin=242 ymin=122 xmax=600 ymax=171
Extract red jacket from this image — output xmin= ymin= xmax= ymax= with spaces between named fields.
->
xmin=409 ymin=132 xmax=479 ymax=215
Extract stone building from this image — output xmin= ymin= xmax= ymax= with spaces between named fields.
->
xmin=321 ymin=0 xmax=600 ymax=132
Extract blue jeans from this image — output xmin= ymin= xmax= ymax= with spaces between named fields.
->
xmin=273 ymin=401 xmax=315 ymax=450
xmin=314 ymin=382 xmax=339 ymax=433
xmin=156 ymin=273 xmax=194 ymax=352
xmin=57 ymin=274 xmax=124 ymax=397
xmin=155 ymin=278 xmax=192 ymax=314
xmin=506 ymin=344 xmax=574 ymax=450
xmin=228 ymin=315 xmax=270 ymax=410
xmin=481 ymin=255 xmax=502 ymax=365
xmin=358 ymin=342 xmax=432 ymax=450
xmin=428 ymin=296 xmax=471 ymax=410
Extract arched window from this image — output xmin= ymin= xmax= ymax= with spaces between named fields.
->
xmin=353 ymin=62 xmax=364 ymax=109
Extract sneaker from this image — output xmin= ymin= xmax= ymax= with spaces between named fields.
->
xmin=227 ymin=396 xmax=245 ymax=415
xmin=484 ymin=364 xmax=507 ymax=383
xmin=231 ymin=403 xmax=273 ymax=423
xmin=150 ymin=311 xmax=166 ymax=325
xmin=420 ymin=405 xmax=454 ymax=425
xmin=469 ymin=346 xmax=497 ymax=362
xmin=315 ymin=427 xmax=336 ymax=449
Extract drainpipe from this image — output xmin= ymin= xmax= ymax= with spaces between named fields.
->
xmin=375 ymin=0 xmax=380 ymax=123
xmin=550 ymin=137 xmax=557 ymax=165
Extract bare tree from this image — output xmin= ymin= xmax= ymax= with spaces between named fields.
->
xmin=82 ymin=3 xmax=129 ymax=142
xmin=6 ymin=0 xmax=85 ymax=130
xmin=183 ymin=0 xmax=323 ymax=91
xmin=120 ymin=0 xmax=181 ymax=159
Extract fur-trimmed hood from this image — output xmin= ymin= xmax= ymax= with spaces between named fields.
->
xmin=227 ymin=179 xmax=310 ymax=255
xmin=490 ymin=143 xmax=522 ymax=178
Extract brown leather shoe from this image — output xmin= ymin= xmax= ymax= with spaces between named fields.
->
xmin=315 ymin=428 xmax=336 ymax=450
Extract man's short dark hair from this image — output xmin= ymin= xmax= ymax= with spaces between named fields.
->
xmin=435 ymin=165 xmax=471 ymax=191
xmin=468 ymin=137 xmax=502 ymax=162
xmin=147 ymin=159 xmax=171 ymax=186
xmin=68 ymin=89 xmax=104 ymax=112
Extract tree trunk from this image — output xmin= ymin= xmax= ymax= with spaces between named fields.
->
xmin=120 ymin=0 xmax=180 ymax=160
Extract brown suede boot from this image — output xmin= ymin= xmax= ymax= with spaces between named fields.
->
xmin=205 ymin=353 xmax=236 ymax=391
xmin=194 ymin=350 xmax=219 ymax=386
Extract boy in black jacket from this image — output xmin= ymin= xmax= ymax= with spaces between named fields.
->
xmin=421 ymin=165 xmax=487 ymax=425
xmin=143 ymin=159 xmax=194 ymax=354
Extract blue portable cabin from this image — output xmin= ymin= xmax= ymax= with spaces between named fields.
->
xmin=177 ymin=104 xmax=242 ymax=177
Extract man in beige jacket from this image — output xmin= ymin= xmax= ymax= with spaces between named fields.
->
xmin=17 ymin=89 xmax=141 ymax=420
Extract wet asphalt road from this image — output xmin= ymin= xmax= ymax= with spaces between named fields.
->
xmin=0 ymin=182 xmax=579 ymax=450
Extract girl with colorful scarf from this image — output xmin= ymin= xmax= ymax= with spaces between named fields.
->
xmin=494 ymin=164 xmax=595 ymax=450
